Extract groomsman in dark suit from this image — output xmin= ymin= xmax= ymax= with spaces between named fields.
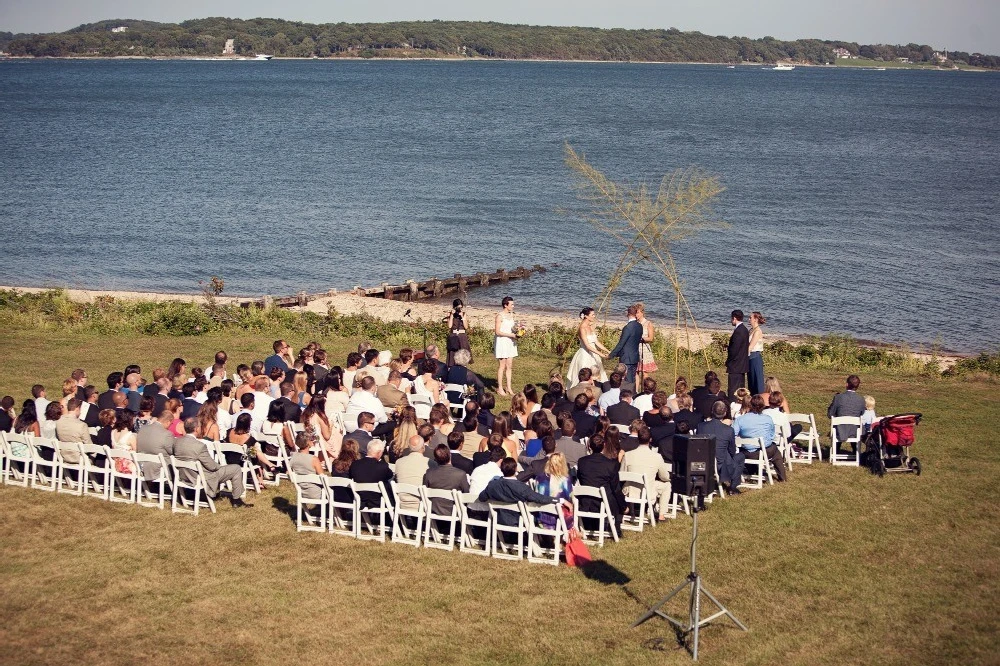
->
xmin=726 ymin=310 xmax=749 ymax=398
xmin=609 ymin=304 xmax=643 ymax=385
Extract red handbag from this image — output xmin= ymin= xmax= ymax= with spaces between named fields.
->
xmin=564 ymin=528 xmax=592 ymax=567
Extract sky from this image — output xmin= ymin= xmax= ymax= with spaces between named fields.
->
xmin=2 ymin=0 xmax=999 ymax=54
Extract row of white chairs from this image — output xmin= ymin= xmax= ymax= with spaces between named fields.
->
xmin=0 ymin=432 xmax=242 ymax=515
xmin=288 ymin=474 xmax=629 ymax=564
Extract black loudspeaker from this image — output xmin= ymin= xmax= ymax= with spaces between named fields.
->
xmin=671 ymin=434 xmax=717 ymax=497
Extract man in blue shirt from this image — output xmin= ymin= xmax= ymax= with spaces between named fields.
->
xmin=733 ymin=394 xmax=787 ymax=481
xmin=264 ymin=339 xmax=291 ymax=375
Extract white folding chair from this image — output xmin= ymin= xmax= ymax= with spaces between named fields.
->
xmin=830 ymin=416 xmax=863 ymax=466
xmin=737 ymin=437 xmax=774 ymax=489
xmin=421 ymin=487 xmax=462 ymax=551
xmin=572 ymin=484 xmax=620 ymax=546
xmin=409 ymin=394 xmax=433 ymax=420
xmin=443 ymin=384 xmax=466 ymax=418
xmin=170 ymin=456 xmax=216 ymax=515
xmin=133 ymin=451 xmax=170 ymax=509
xmin=354 ymin=481 xmax=394 ymax=541
xmin=31 ymin=438 xmax=60 ymax=492
xmin=788 ymin=413 xmax=821 ymax=463
xmin=456 ymin=491 xmax=491 ymax=556
xmin=106 ymin=448 xmax=139 ymax=503
xmin=619 ymin=471 xmax=655 ymax=532
xmin=256 ymin=432 xmax=289 ymax=485
xmin=79 ymin=443 xmax=111 ymax=500
xmin=390 ymin=481 xmax=426 ymax=547
xmin=2 ymin=432 xmax=34 ymax=487
xmin=323 ymin=476 xmax=359 ymax=538
xmin=524 ymin=502 xmax=569 ymax=566
xmin=55 ymin=441 xmax=85 ymax=495
xmin=489 ymin=501 xmax=528 ymax=560
xmin=215 ymin=442 xmax=262 ymax=495
xmin=289 ymin=471 xmax=329 ymax=532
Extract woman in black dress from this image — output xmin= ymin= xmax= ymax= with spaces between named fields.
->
xmin=446 ymin=299 xmax=472 ymax=367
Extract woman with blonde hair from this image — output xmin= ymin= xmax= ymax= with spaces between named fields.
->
xmin=535 ymin=449 xmax=573 ymax=529
xmin=293 ymin=371 xmax=311 ymax=410
xmin=730 ymin=387 xmax=752 ymax=420
xmin=195 ymin=402 xmax=220 ymax=442
xmin=390 ymin=406 xmax=419 ymax=462
xmin=760 ymin=376 xmax=790 ymax=412
xmin=59 ymin=379 xmax=77 ymax=409
xmin=747 ymin=311 xmax=767 ymax=395
xmin=509 ymin=392 xmax=529 ymax=431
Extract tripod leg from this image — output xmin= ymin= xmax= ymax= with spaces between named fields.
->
xmin=692 ymin=576 xmax=701 ymax=661
xmin=630 ymin=577 xmax=694 ymax=628
xmin=699 ymin=582 xmax=749 ymax=632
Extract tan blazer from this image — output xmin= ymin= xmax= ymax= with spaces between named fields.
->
xmin=55 ymin=414 xmax=92 ymax=463
xmin=376 ymin=384 xmax=409 ymax=410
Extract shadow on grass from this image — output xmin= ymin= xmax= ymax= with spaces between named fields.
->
xmin=580 ymin=559 xmax=631 ymax=586
xmin=271 ymin=496 xmax=297 ymax=525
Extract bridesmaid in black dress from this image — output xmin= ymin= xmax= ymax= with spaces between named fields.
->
xmin=446 ymin=298 xmax=473 ymax=366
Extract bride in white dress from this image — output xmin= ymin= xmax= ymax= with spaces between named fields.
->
xmin=567 ymin=307 xmax=610 ymax=388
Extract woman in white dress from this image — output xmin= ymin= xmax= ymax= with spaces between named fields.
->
xmin=494 ymin=296 xmax=518 ymax=396
xmin=566 ymin=307 xmax=609 ymax=388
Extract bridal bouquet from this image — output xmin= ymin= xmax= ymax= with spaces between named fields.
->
xmin=514 ymin=321 xmax=527 ymax=339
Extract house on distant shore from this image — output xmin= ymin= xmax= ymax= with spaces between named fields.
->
xmin=933 ymin=51 xmax=948 ymax=62
xmin=896 ymin=57 xmax=911 ymax=64
xmin=833 ymin=47 xmax=856 ymax=59
xmin=111 ymin=26 xmax=128 ymax=33
xmin=223 ymin=39 xmax=235 ymax=55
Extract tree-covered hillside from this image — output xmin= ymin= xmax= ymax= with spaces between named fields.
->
xmin=2 ymin=18 xmax=997 ymax=69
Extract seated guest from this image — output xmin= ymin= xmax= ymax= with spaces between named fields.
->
xmin=606 ymin=389 xmax=640 ymax=426
xmin=688 ymin=370 xmax=719 ymax=407
xmin=174 ymin=417 xmax=253 ymax=508
xmin=345 ymin=376 xmax=388 ymax=432
xmin=566 ymin=368 xmax=603 ymax=403
xmin=0 ymin=396 xmax=15 ymax=433
xmin=180 ymin=383 xmax=201 ymax=420
xmin=537 ymin=393 xmax=559 ymax=431
xmin=554 ymin=418 xmax=586 ymax=470
xmin=55 ymin=399 xmax=91 ymax=463
xmin=395 ymin=435 xmax=432 ymax=510
xmin=14 ymin=400 xmax=41 ymax=438
xmin=667 ymin=376 xmax=688 ymax=413
xmin=363 ymin=349 xmax=388 ymax=386
xmin=623 ymin=424 xmax=673 ymax=519
xmin=694 ymin=378 xmax=729 ymax=420
xmin=348 ymin=438 xmax=394 ymax=508
xmin=346 ymin=412 xmax=376 ymax=455
xmin=272 ymin=382 xmax=302 ymax=423
xmin=41 ymin=402 xmax=62 ymax=439
xmin=632 ymin=377 xmax=657 ymax=415
xmin=733 ymin=394 xmax=786 ymax=482
xmin=289 ymin=432 xmax=325 ymax=500
xmin=599 ymin=363 xmax=628 ymax=393
xmin=422 ymin=444 xmax=470 ymax=515
xmin=447 ymin=430 xmax=474 ymax=474
xmin=329 ymin=440 xmax=360 ymax=502
xmin=521 ymin=411 xmax=553 ymax=462
xmin=730 ymin=387 xmax=752 ymax=420
xmin=477 ymin=392 xmax=497 ymax=432
xmin=516 ymin=435 xmax=556 ymax=482
xmin=762 ymin=391 xmax=801 ymax=446
xmin=99 ymin=373 xmax=123 ymax=410
xmin=828 ymin=374 xmax=866 ymax=453
xmin=697 ymin=401 xmax=745 ymax=494
xmin=761 ymin=376 xmax=791 ymax=413
xmin=477 ymin=457 xmax=566 ymax=526
xmin=95 ymin=408 xmax=116 ymax=446
xmin=469 ymin=445 xmax=505 ymax=495
xmin=671 ymin=395 xmax=703 ymax=431
xmin=473 ymin=433 xmax=505 ymax=469
xmin=264 ymin=339 xmax=291 ymax=375
xmin=80 ymin=386 xmax=101 ymax=427
xmin=575 ymin=435 xmax=626 ymax=533
xmin=535 ymin=452 xmax=573 ymax=529
xmin=549 ymin=381 xmax=573 ymax=417
xmin=376 ymin=370 xmax=409 ymax=410
xmin=597 ymin=372 xmax=624 ymax=414
xmin=136 ymin=408 xmax=176 ymax=478
xmin=423 ymin=344 xmax=449 ymax=382
xmin=444 ymin=349 xmax=485 ymax=402
xmin=570 ymin=393 xmax=598 ymax=441
xmin=225 ymin=413 xmax=277 ymax=484
xmin=478 ymin=413 xmax=518 ymax=460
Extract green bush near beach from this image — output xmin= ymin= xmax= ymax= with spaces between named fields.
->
xmin=0 ymin=294 xmax=997 ymax=664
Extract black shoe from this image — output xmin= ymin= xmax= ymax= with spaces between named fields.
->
xmin=728 ymin=487 xmax=742 ymax=495
xmin=231 ymin=498 xmax=254 ymax=509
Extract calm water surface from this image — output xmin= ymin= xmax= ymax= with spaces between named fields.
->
xmin=1 ymin=59 xmax=998 ymax=352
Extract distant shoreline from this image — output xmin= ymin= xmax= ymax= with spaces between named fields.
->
xmin=0 ymin=54 xmax=987 ymax=72
xmin=0 ymin=285 xmax=969 ymax=367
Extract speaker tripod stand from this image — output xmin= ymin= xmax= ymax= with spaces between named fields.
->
xmin=631 ymin=503 xmax=747 ymax=660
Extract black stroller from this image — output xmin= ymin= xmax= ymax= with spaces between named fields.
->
xmin=864 ymin=413 xmax=922 ymax=477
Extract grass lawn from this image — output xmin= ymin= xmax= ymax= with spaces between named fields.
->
xmin=0 ymin=329 xmax=997 ymax=665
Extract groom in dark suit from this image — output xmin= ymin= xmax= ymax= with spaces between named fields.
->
xmin=726 ymin=309 xmax=749 ymax=398
xmin=609 ymin=304 xmax=643 ymax=385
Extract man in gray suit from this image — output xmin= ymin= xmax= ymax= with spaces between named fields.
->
xmin=174 ymin=418 xmax=252 ymax=508
xmin=698 ymin=401 xmax=745 ymax=494
xmin=136 ymin=409 xmax=176 ymax=479
xmin=828 ymin=375 xmax=866 ymax=454
xmin=554 ymin=418 xmax=586 ymax=470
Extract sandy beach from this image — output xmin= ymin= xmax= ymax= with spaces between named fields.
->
xmin=1 ymin=285 xmax=961 ymax=369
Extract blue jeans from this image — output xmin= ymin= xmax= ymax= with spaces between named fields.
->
xmin=748 ymin=351 xmax=764 ymax=395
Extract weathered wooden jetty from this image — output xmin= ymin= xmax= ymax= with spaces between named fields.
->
xmin=239 ymin=265 xmax=547 ymax=308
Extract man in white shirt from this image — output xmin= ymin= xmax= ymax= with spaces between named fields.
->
xmin=632 ymin=377 xmax=657 ymax=415
xmin=32 ymin=384 xmax=50 ymax=428
xmin=344 ymin=376 xmax=388 ymax=432
xmin=469 ymin=446 xmax=505 ymax=498
xmin=598 ymin=372 xmax=624 ymax=414
xmin=250 ymin=376 xmax=273 ymax=434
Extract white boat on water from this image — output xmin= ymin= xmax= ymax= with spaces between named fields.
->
xmin=771 ymin=64 xmax=795 ymax=71
xmin=254 ymin=54 xmax=273 ymax=61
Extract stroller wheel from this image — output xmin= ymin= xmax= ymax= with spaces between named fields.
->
xmin=874 ymin=457 xmax=886 ymax=477
xmin=908 ymin=457 xmax=921 ymax=476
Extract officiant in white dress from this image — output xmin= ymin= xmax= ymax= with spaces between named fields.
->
xmin=567 ymin=307 xmax=610 ymax=388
